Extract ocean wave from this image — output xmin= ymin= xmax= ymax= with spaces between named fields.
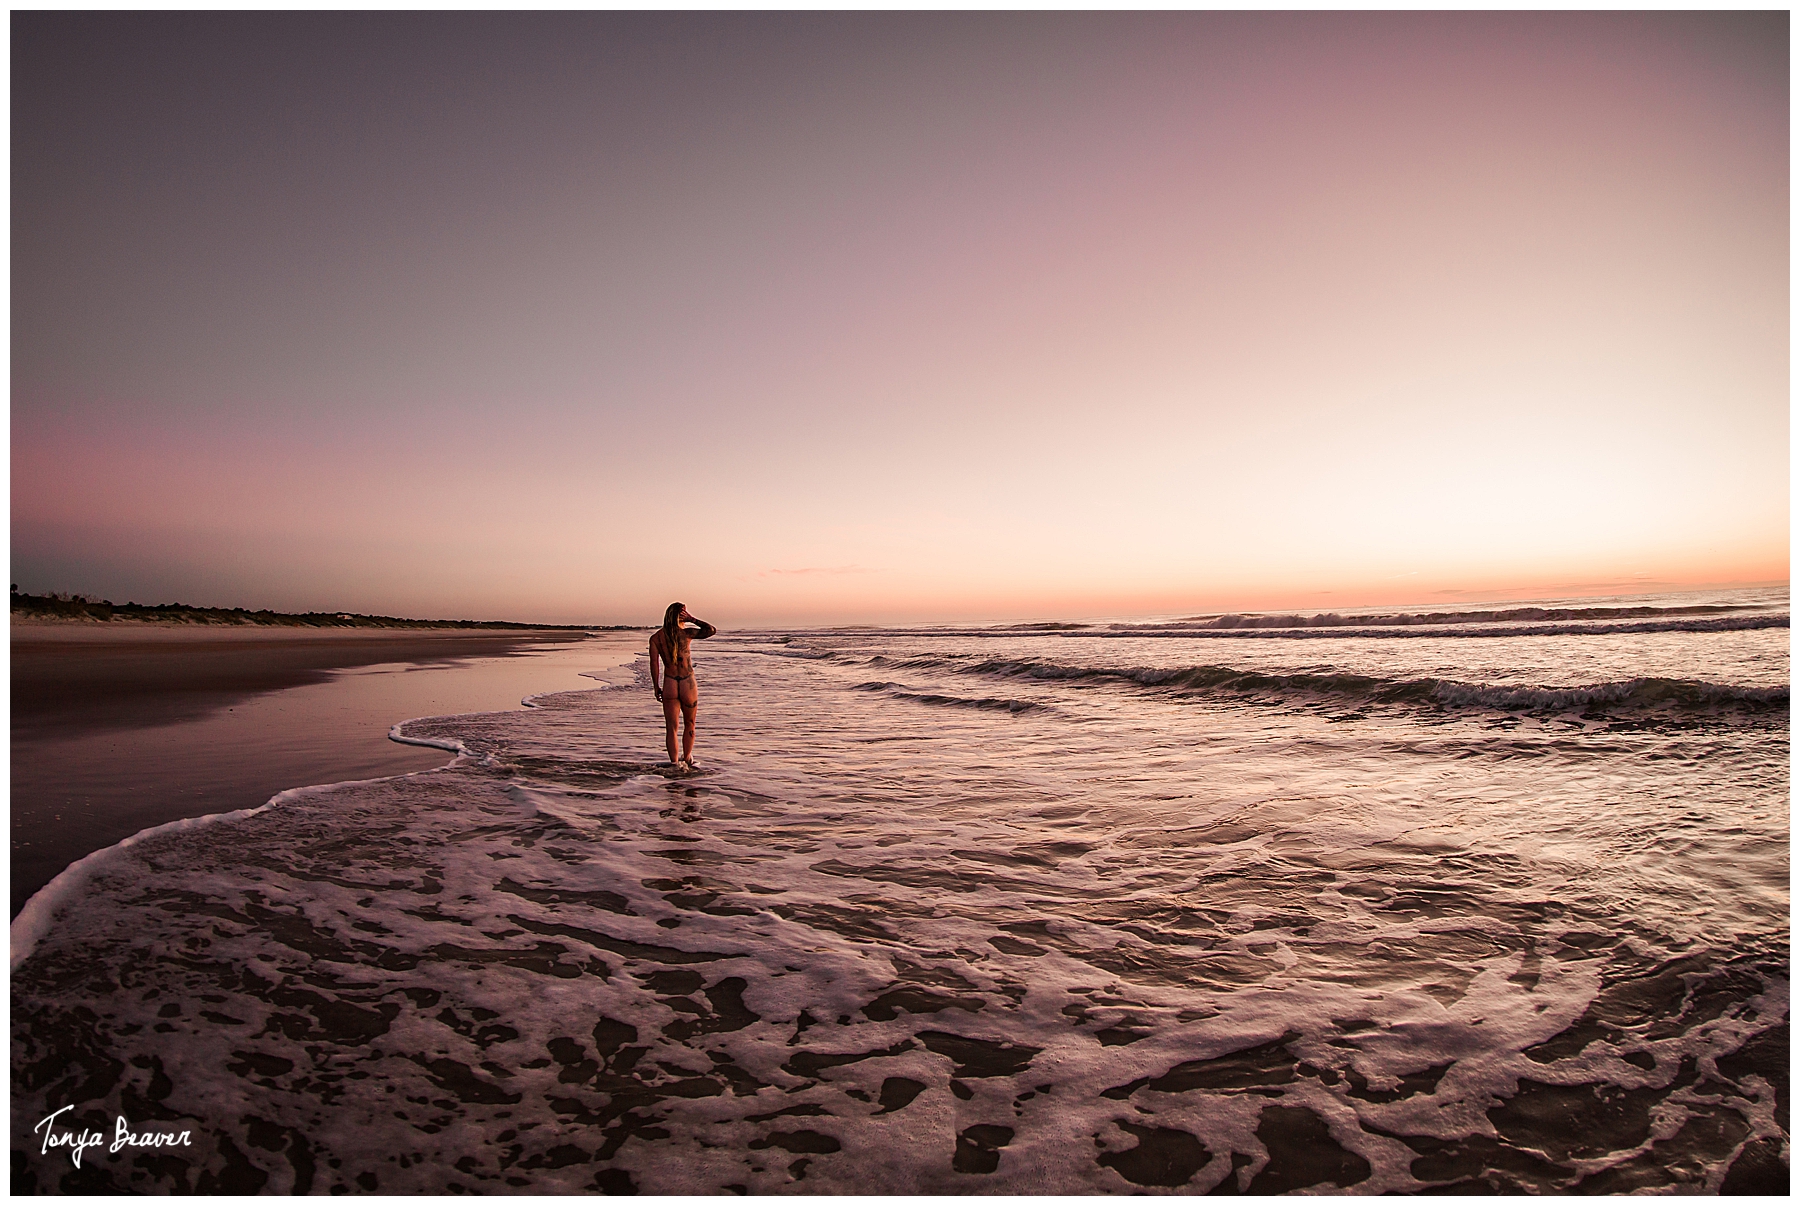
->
xmin=1099 ymin=615 xmax=1788 ymax=639
xmin=912 ymin=656 xmax=1789 ymax=716
xmin=1159 ymin=604 xmax=1764 ymax=629
xmin=746 ymin=612 xmax=1787 ymax=645
xmin=853 ymin=680 xmax=1048 ymax=714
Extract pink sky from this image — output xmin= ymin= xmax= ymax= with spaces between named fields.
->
xmin=12 ymin=13 xmax=1788 ymax=626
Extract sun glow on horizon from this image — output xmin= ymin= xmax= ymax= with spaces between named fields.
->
xmin=11 ymin=13 xmax=1787 ymax=625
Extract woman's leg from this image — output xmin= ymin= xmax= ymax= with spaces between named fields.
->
xmin=662 ymin=686 xmax=681 ymax=763
xmin=678 ymin=677 xmax=699 ymax=763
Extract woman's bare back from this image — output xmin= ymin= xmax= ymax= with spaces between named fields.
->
xmin=650 ymin=606 xmax=716 ymax=769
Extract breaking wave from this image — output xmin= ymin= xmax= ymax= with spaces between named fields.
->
xmin=1104 ymin=616 xmax=1788 ymax=640
xmin=760 ymin=611 xmax=1787 ymax=644
xmin=1160 ymin=603 xmax=1764 ymax=629
xmin=869 ymin=655 xmax=1790 ymax=717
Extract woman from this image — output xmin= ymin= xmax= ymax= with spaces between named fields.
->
xmin=648 ymin=602 xmax=716 ymax=772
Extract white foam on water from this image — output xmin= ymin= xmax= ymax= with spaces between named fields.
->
xmin=11 ymin=802 xmax=277 ymax=972
xmin=12 ymin=603 xmax=1788 ymax=1194
xmin=9 ymin=757 xmax=491 ymax=974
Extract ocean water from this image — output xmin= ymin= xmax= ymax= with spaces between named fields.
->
xmin=12 ymin=588 xmax=1789 ymax=1194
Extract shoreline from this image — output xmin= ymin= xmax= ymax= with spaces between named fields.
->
xmin=11 ymin=628 xmax=645 ymax=917
xmin=12 ymin=623 xmax=602 ymax=738
xmin=10 ymin=618 xmax=608 ymax=635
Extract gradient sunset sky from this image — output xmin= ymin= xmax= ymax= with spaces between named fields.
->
xmin=12 ymin=12 xmax=1788 ymax=626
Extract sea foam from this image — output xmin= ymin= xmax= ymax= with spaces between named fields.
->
xmin=12 ymin=601 xmax=1788 ymax=1193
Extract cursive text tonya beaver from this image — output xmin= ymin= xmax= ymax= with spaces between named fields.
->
xmin=35 ymin=1105 xmax=193 ymax=1168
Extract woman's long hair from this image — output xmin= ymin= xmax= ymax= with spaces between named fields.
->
xmin=662 ymin=602 xmax=684 ymax=657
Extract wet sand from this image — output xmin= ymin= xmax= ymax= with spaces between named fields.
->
xmin=11 ymin=623 xmax=641 ymax=917
xmin=12 ymin=622 xmax=598 ymax=738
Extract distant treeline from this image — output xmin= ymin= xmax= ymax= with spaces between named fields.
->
xmin=10 ymin=589 xmax=640 ymax=631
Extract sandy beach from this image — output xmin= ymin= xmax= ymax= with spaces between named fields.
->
xmin=11 ymin=623 xmax=641 ymax=917
xmin=12 ymin=621 xmax=602 ymax=738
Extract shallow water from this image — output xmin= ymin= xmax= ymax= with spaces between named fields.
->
xmin=11 ymin=590 xmax=1789 ymax=1193
xmin=9 ymin=637 xmax=624 ymax=916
